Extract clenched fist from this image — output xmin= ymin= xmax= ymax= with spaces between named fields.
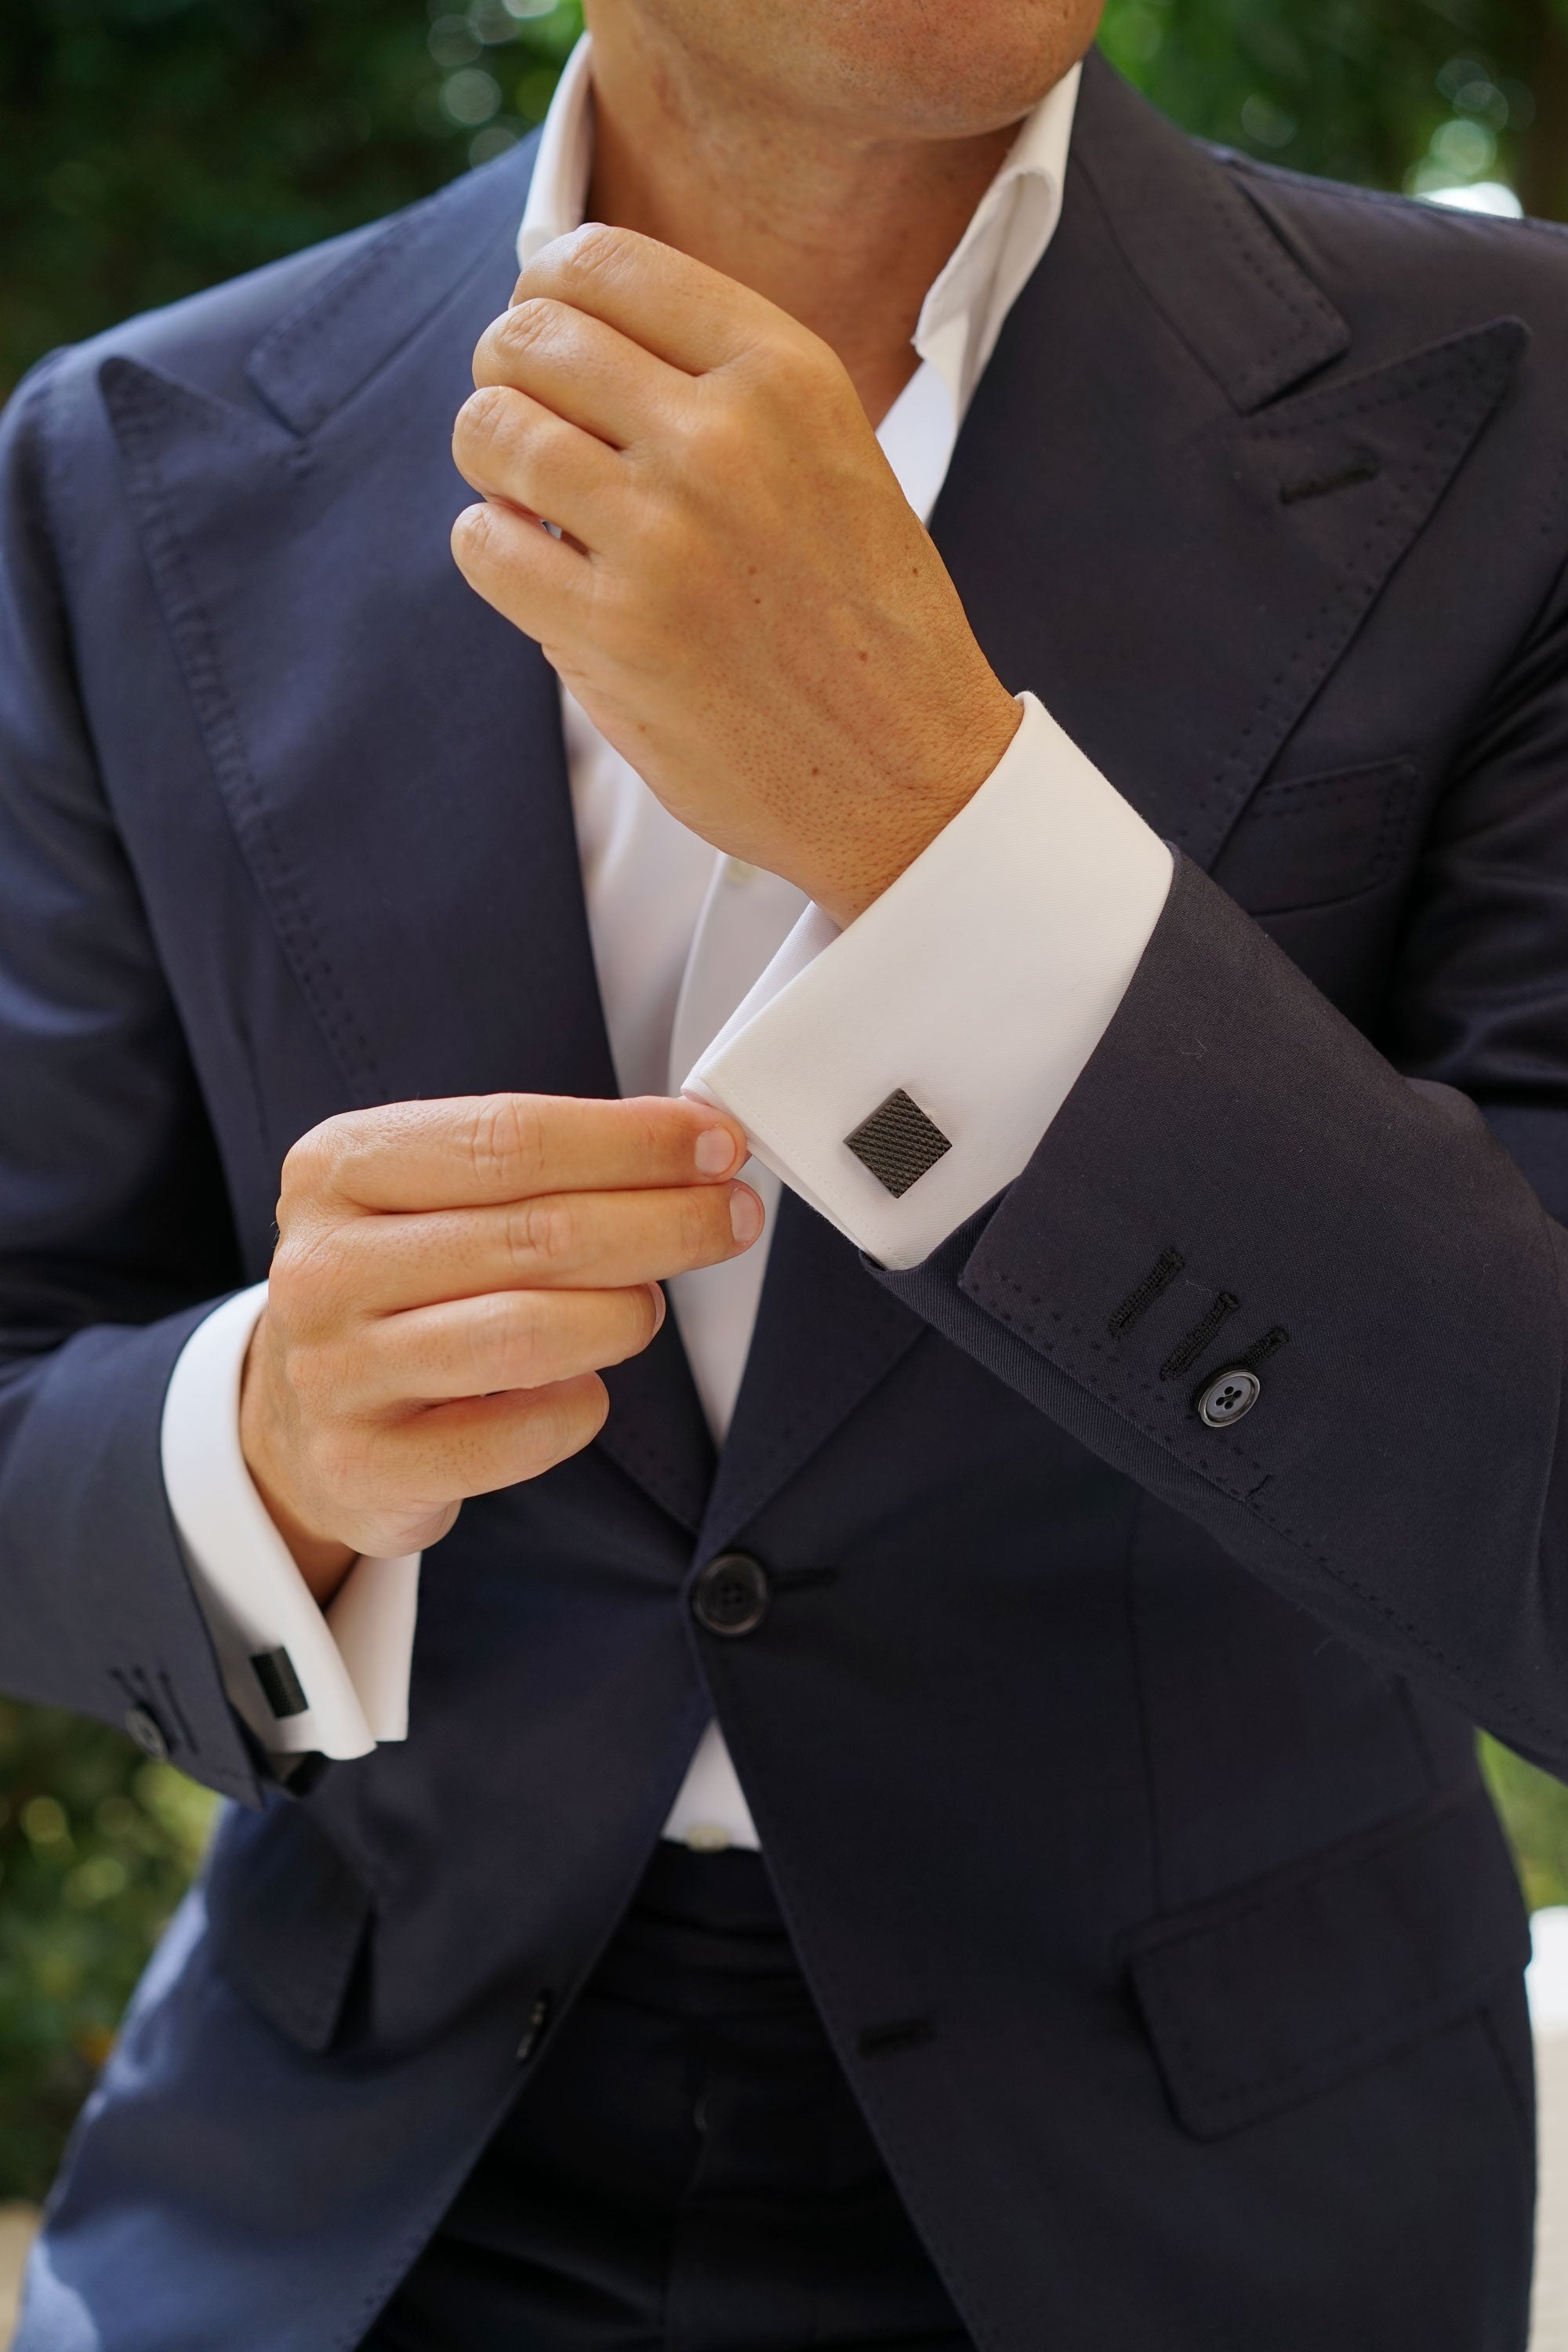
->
xmin=241 ymin=1093 xmax=759 ymax=1601
xmin=449 ymin=224 xmax=1022 ymax=927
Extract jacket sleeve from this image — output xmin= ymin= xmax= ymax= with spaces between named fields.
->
xmin=0 ymin=356 xmax=260 ymax=1805
xmin=873 ymin=564 xmax=1568 ymax=1780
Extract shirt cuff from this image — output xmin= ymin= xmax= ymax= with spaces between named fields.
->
xmin=159 ymin=1283 xmax=419 ymax=1759
xmin=683 ymin=691 xmax=1174 ymax=1271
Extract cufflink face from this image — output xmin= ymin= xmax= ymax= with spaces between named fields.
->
xmin=844 ymin=1088 xmax=952 ymax=1198
xmin=251 ymin=1646 xmax=308 ymax=1720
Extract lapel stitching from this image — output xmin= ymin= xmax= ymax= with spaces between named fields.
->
xmin=1175 ymin=318 xmax=1526 ymax=866
xmin=1069 ymin=60 xmax=1349 ymax=415
xmin=102 ymin=358 xmax=383 ymax=1102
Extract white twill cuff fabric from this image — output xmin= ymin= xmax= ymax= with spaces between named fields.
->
xmin=160 ymin=1283 xmax=419 ymax=1759
xmin=684 ymin=693 xmax=1175 ymax=1271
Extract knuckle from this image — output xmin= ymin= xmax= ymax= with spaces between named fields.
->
xmin=480 ymin=1290 xmax=541 ymax=1386
xmin=498 ymin=297 xmax=563 ymax=362
xmin=561 ymin=221 xmax=633 ymax=285
xmin=509 ymin=1192 xmax=576 ymax=1272
xmin=453 ymin=382 xmax=514 ymax=455
xmin=535 ymin=1373 xmax=608 ymax=1460
xmin=687 ymin=398 xmax=751 ymax=477
xmin=785 ymin=332 xmax=840 ymax=395
xmin=266 ymin=1232 xmax=328 ymax=1329
xmin=451 ymin=502 xmax=499 ymax=568
xmin=280 ymin=1116 xmax=348 ymax=1207
xmin=469 ymin=1093 xmax=546 ymax=1195
xmin=770 ymin=327 xmax=842 ymax=401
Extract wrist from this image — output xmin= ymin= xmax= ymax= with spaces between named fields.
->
xmin=813 ymin=678 xmax=1022 ymax=927
xmin=239 ymin=1318 xmax=358 ymax=1607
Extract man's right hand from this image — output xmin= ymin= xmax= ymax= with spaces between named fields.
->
xmin=239 ymin=1093 xmax=760 ymax=1603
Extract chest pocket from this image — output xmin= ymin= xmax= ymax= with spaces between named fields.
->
xmin=1211 ymin=757 xmax=1417 ymax=916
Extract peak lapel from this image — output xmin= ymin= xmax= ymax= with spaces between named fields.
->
xmin=101 ymin=168 xmax=715 ymax=1533
xmin=935 ymin=58 xmax=1526 ymax=873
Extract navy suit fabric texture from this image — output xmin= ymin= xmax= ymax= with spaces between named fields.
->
xmin=2 ymin=50 xmax=1566 ymax=2351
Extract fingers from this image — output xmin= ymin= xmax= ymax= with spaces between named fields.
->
xmin=307 ymin=1178 xmax=764 ymax=1316
xmin=514 ymin=223 xmax=793 ymax=379
xmin=452 ymin=384 xmax=625 ymax=554
xmin=354 ymin=1284 xmax=663 ymax=1408
xmin=451 ymin=495 xmax=592 ymax=638
xmin=373 ymin=1374 xmax=614 ymax=1515
xmin=474 ymin=297 xmax=684 ymax=449
xmin=282 ymin=1094 xmax=748 ymax=1218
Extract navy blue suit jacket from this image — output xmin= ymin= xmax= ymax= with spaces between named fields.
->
xmin=5 ymin=54 xmax=1567 ymax=2352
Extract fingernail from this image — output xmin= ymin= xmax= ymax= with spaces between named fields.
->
xmin=650 ymin=1283 xmax=666 ymax=1332
xmin=730 ymin=1186 xmax=764 ymax=1246
xmin=695 ymin=1126 xmax=739 ymax=1176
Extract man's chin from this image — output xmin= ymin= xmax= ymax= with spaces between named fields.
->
xmin=617 ymin=0 xmax=1100 ymax=143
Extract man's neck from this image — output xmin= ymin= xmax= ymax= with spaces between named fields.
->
xmin=583 ymin=15 xmax=1022 ymax=424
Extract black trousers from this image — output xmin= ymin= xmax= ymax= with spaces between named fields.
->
xmin=366 ymin=1842 xmax=971 ymax=2351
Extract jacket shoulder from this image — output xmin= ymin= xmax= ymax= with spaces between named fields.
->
xmin=7 ymin=133 xmax=539 ymax=426
xmin=1227 ymin=151 xmax=1568 ymax=357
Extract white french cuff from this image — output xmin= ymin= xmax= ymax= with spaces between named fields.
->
xmin=683 ymin=692 xmax=1175 ymax=1272
xmin=160 ymin=1283 xmax=419 ymax=1760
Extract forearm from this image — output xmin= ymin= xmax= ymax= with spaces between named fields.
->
xmin=870 ymin=856 xmax=1568 ymax=1764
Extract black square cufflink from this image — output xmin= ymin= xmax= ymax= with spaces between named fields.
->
xmin=844 ymin=1088 xmax=952 ymax=1198
xmin=251 ymin=1646 xmax=308 ymax=1720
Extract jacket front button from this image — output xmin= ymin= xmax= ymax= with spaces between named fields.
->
xmin=691 ymin=1552 xmax=771 ymax=1638
xmin=1197 ymin=1369 xmax=1261 ymax=1428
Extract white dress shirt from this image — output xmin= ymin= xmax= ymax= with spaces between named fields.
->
xmin=160 ymin=34 xmax=1173 ymax=1849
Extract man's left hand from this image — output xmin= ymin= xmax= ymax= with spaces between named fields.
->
xmin=451 ymin=225 xmax=1020 ymax=926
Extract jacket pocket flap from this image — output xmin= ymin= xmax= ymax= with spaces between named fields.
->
xmin=1126 ymin=1787 xmax=1528 ymax=2140
xmin=1211 ymin=756 xmax=1416 ymax=914
xmin=202 ymin=1789 xmax=373 ymax=2054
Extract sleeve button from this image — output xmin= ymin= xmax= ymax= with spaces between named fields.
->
xmin=1197 ymin=1369 xmax=1261 ymax=1428
xmin=123 ymin=1704 xmax=170 ymax=1761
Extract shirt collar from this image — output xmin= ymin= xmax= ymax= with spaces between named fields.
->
xmin=516 ymin=31 xmax=1079 ymax=426
xmin=516 ymin=31 xmax=597 ymax=270
xmin=912 ymin=60 xmax=1078 ymax=419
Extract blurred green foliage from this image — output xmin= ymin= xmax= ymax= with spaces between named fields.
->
xmin=1100 ymin=0 xmax=1568 ymax=216
xmin=5 ymin=0 xmax=1568 ymax=2209
xmin=0 ymin=0 xmax=583 ymax=397
xmin=1482 ymin=1733 xmax=1568 ymax=1911
xmin=0 ymin=1704 xmax=215 ymax=2198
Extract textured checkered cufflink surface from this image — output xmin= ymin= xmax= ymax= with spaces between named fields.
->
xmin=844 ymin=1089 xmax=952 ymax=1198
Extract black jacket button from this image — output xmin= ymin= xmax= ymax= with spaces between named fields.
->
xmin=1197 ymin=1369 xmax=1261 ymax=1428
xmin=124 ymin=1704 xmax=169 ymax=1761
xmin=691 ymin=1552 xmax=770 ymax=1638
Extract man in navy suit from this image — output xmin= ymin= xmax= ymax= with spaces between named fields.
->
xmin=3 ymin=0 xmax=1567 ymax=2343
